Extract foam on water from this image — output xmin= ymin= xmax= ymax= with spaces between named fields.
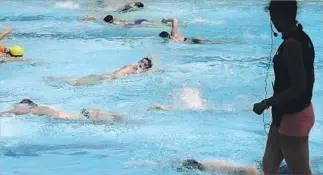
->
xmin=55 ymin=1 xmax=80 ymax=9
xmin=173 ymin=87 xmax=207 ymax=110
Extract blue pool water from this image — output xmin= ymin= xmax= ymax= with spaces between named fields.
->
xmin=0 ymin=0 xmax=322 ymax=174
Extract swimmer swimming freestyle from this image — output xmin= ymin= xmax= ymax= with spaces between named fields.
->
xmin=48 ymin=57 xmax=153 ymax=86
xmin=159 ymin=18 xmax=234 ymax=44
xmin=0 ymin=99 xmax=122 ymax=122
xmin=0 ymin=27 xmax=27 ymax=62
xmin=177 ymin=158 xmax=257 ymax=175
xmin=81 ymin=15 xmax=163 ymax=27
xmin=119 ymin=2 xmax=144 ymax=12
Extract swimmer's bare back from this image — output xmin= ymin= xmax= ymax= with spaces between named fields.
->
xmin=67 ymin=74 xmax=112 ymax=86
xmin=200 ymin=159 xmax=257 ymax=175
xmin=48 ymin=64 xmax=138 ymax=86
xmin=1 ymin=105 xmax=64 ymax=118
xmin=112 ymin=65 xmax=138 ymax=78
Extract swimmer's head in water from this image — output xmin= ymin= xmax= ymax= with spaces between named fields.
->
xmin=182 ymin=159 xmax=205 ymax=171
xmin=104 ymin=15 xmax=114 ymax=23
xmin=17 ymin=99 xmax=38 ymax=108
xmin=6 ymin=45 xmax=24 ymax=57
xmin=159 ymin=31 xmax=170 ymax=39
xmin=134 ymin=2 xmax=144 ymax=8
xmin=138 ymin=57 xmax=152 ymax=70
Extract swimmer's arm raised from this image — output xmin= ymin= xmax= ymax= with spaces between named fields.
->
xmin=0 ymin=27 xmax=12 ymax=40
xmin=162 ymin=18 xmax=179 ymax=37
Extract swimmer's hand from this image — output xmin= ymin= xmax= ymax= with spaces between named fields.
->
xmin=253 ymin=100 xmax=268 ymax=115
xmin=4 ymin=27 xmax=12 ymax=34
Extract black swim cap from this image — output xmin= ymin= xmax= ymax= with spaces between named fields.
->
xmin=19 ymin=99 xmax=38 ymax=107
xmin=159 ymin=31 xmax=170 ymax=38
xmin=135 ymin=2 xmax=144 ymax=8
xmin=142 ymin=57 xmax=153 ymax=69
xmin=104 ymin=15 xmax=113 ymax=23
xmin=182 ymin=159 xmax=205 ymax=171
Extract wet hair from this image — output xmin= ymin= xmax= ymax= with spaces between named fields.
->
xmin=103 ymin=15 xmax=113 ymax=23
xmin=182 ymin=159 xmax=205 ymax=171
xmin=19 ymin=99 xmax=38 ymax=108
xmin=142 ymin=57 xmax=153 ymax=69
xmin=159 ymin=31 xmax=170 ymax=38
xmin=135 ymin=2 xmax=144 ymax=8
xmin=265 ymin=0 xmax=298 ymax=23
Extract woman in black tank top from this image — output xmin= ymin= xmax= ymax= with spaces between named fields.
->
xmin=252 ymin=1 xmax=315 ymax=174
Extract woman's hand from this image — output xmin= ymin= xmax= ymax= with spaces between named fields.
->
xmin=253 ymin=100 xmax=268 ymax=115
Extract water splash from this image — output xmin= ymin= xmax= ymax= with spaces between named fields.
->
xmin=192 ymin=17 xmax=225 ymax=25
xmin=173 ymin=87 xmax=207 ymax=110
xmin=55 ymin=1 xmax=80 ymax=9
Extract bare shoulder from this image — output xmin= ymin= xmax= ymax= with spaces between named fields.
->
xmin=116 ymin=64 xmax=135 ymax=71
xmin=121 ymin=65 xmax=133 ymax=69
xmin=35 ymin=105 xmax=56 ymax=112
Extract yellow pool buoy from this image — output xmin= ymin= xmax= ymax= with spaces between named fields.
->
xmin=9 ymin=45 xmax=24 ymax=57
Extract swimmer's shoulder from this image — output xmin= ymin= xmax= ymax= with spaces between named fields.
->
xmin=200 ymin=159 xmax=236 ymax=171
xmin=117 ymin=64 xmax=136 ymax=71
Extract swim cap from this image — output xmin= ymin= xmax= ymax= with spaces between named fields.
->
xmin=182 ymin=159 xmax=205 ymax=171
xmin=9 ymin=45 xmax=24 ymax=57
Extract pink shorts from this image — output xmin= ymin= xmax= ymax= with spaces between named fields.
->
xmin=279 ymin=104 xmax=315 ymax=137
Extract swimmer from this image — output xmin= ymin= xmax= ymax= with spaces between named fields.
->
xmin=0 ymin=99 xmax=122 ymax=122
xmin=81 ymin=15 xmax=161 ymax=27
xmin=0 ymin=27 xmax=26 ymax=62
xmin=179 ymin=158 xmax=257 ymax=175
xmin=119 ymin=2 xmax=144 ymax=12
xmin=150 ymin=103 xmax=175 ymax=111
xmin=57 ymin=57 xmax=153 ymax=86
xmin=159 ymin=18 xmax=234 ymax=44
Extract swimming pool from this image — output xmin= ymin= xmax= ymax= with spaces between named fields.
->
xmin=0 ymin=0 xmax=322 ymax=174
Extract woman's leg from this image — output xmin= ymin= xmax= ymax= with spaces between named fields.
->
xmin=280 ymin=135 xmax=311 ymax=175
xmin=262 ymin=125 xmax=284 ymax=175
